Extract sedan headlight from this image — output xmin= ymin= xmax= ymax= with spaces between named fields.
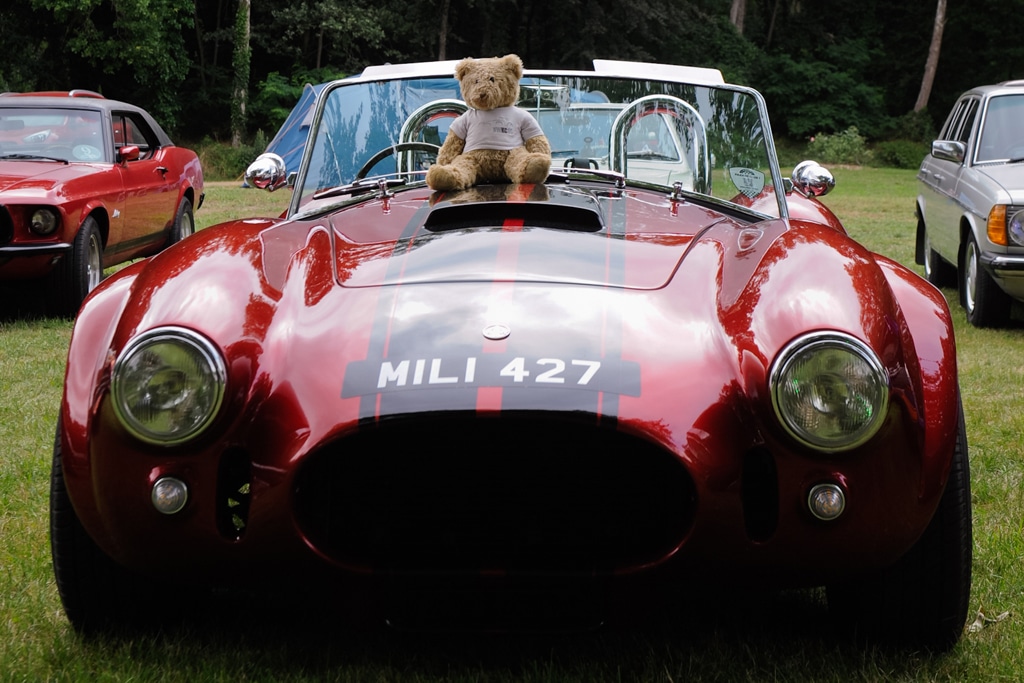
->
xmin=111 ymin=327 xmax=226 ymax=445
xmin=987 ymin=205 xmax=1024 ymax=247
xmin=769 ymin=332 xmax=889 ymax=452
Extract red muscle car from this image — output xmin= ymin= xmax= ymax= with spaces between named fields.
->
xmin=51 ymin=61 xmax=970 ymax=651
xmin=0 ymin=90 xmax=203 ymax=315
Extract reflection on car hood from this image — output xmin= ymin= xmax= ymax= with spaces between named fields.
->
xmin=322 ymin=184 xmax=733 ymax=291
xmin=0 ymin=159 xmax=97 ymax=192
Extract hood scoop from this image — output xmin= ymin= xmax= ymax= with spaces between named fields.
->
xmin=423 ymin=185 xmax=604 ymax=233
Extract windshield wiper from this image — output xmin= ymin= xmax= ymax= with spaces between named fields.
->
xmin=0 ymin=153 xmax=69 ymax=164
xmin=1007 ymin=156 xmax=1024 ymax=164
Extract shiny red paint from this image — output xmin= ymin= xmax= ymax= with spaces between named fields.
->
xmin=59 ymin=177 xmax=959 ymax=593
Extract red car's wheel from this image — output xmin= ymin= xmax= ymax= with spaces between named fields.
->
xmin=48 ymin=216 xmax=103 ymax=317
xmin=167 ymin=196 xmax=195 ymax=246
xmin=50 ymin=418 xmax=161 ymax=633
xmin=827 ymin=401 xmax=972 ymax=651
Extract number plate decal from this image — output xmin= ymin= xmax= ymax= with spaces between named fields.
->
xmin=342 ymin=354 xmax=640 ymax=398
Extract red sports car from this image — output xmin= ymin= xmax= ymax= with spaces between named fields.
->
xmin=0 ymin=90 xmax=203 ymax=315
xmin=51 ymin=61 xmax=970 ymax=650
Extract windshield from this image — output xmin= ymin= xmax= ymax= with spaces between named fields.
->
xmin=0 ymin=107 xmax=104 ymax=162
xmin=976 ymin=94 xmax=1024 ymax=163
xmin=292 ymin=70 xmax=784 ymax=218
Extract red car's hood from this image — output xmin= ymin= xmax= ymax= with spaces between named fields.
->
xmin=262 ymin=184 xmax=738 ymax=291
xmin=0 ymin=159 xmax=97 ymax=192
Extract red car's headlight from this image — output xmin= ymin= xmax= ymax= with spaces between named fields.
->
xmin=769 ymin=332 xmax=889 ymax=452
xmin=111 ymin=327 xmax=226 ymax=445
xmin=29 ymin=207 xmax=61 ymax=236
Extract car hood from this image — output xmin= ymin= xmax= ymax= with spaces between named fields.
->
xmin=264 ymin=184 xmax=742 ymax=292
xmin=0 ymin=159 xmax=98 ymax=192
xmin=976 ymin=163 xmax=1024 ymax=202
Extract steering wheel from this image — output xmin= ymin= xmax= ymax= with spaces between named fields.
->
xmin=355 ymin=142 xmax=441 ymax=179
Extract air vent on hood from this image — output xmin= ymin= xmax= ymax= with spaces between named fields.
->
xmin=423 ymin=200 xmax=604 ymax=233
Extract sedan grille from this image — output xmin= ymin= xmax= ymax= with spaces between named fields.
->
xmin=293 ymin=414 xmax=695 ymax=574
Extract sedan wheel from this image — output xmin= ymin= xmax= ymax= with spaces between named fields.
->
xmin=962 ymin=234 xmax=1010 ymax=327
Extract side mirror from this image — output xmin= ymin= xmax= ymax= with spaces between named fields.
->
xmin=930 ymin=140 xmax=966 ymax=164
xmin=117 ymin=145 xmax=140 ymax=163
xmin=790 ymin=160 xmax=835 ymax=198
xmin=245 ymin=152 xmax=289 ymax=192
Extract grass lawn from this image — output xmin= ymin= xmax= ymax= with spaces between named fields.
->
xmin=1 ymin=169 xmax=1022 ymax=682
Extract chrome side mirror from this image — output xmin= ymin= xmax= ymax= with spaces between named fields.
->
xmin=791 ymin=160 xmax=835 ymax=198
xmin=245 ymin=152 xmax=289 ymax=192
xmin=930 ymin=140 xmax=966 ymax=164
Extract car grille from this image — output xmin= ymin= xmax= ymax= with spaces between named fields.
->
xmin=293 ymin=413 xmax=695 ymax=574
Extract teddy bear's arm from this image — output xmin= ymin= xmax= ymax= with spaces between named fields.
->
xmin=524 ymin=134 xmax=551 ymax=156
xmin=435 ymin=134 xmax=466 ymax=166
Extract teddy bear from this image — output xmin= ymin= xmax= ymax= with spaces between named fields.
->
xmin=425 ymin=54 xmax=552 ymax=191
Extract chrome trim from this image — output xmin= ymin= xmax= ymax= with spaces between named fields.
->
xmin=769 ymin=331 xmax=890 ymax=453
xmin=111 ymin=326 xmax=227 ymax=446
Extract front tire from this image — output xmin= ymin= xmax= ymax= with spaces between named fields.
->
xmin=962 ymin=233 xmax=1011 ymax=327
xmin=50 ymin=419 xmax=151 ymax=633
xmin=48 ymin=216 xmax=103 ymax=317
xmin=827 ymin=403 xmax=972 ymax=651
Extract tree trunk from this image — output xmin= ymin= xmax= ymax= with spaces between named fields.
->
xmin=729 ymin=0 xmax=746 ymax=35
xmin=438 ymin=0 xmax=450 ymax=60
xmin=230 ymin=0 xmax=250 ymax=148
xmin=914 ymin=0 xmax=947 ymax=112
xmin=765 ymin=0 xmax=781 ymax=50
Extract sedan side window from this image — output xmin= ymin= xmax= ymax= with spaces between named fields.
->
xmin=955 ymin=99 xmax=978 ymax=145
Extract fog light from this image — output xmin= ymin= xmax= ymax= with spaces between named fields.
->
xmin=151 ymin=477 xmax=188 ymax=515
xmin=808 ymin=483 xmax=845 ymax=521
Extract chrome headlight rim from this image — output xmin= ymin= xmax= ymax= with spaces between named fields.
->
xmin=111 ymin=326 xmax=227 ymax=446
xmin=769 ymin=331 xmax=890 ymax=453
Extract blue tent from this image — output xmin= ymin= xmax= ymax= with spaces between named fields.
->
xmin=263 ymin=82 xmax=327 ymax=177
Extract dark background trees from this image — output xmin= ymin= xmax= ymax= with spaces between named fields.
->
xmin=1 ymin=0 xmax=1021 ymax=147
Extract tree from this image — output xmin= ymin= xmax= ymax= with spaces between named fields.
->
xmin=231 ymin=0 xmax=251 ymax=147
xmin=729 ymin=0 xmax=746 ymax=35
xmin=914 ymin=0 xmax=947 ymax=112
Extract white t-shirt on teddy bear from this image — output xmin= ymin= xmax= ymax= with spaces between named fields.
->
xmin=450 ymin=107 xmax=545 ymax=153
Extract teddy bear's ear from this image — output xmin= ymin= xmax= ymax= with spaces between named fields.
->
xmin=500 ymin=54 xmax=524 ymax=79
xmin=454 ymin=57 xmax=475 ymax=81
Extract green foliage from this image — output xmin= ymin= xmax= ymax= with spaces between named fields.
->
xmin=195 ymin=131 xmax=270 ymax=181
xmin=807 ymin=127 xmax=874 ymax=166
xmin=758 ymin=52 xmax=887 ymax=139
xmin=28 ymin=0 xmax=194 ymax=128
xmin=880 ymin=109 xmax=938 ymax=144
xmin=249 ymin=68 xmax=346 ymax=135
xmin=873 ymin=140 xmax=928 ymax=169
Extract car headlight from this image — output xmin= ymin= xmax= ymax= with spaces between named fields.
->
xmin=769 ymin=332 xmax=889 ymax=452
xmin=111 ymin=327 xmax=226 ymax=445
xmin=1008 ymin=208 xmax=1024 ymax=247
xmin=29 ymin=208 xmax=60 ymax=236
xmin=987 ymin=205 xmax=1024 ymax=247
